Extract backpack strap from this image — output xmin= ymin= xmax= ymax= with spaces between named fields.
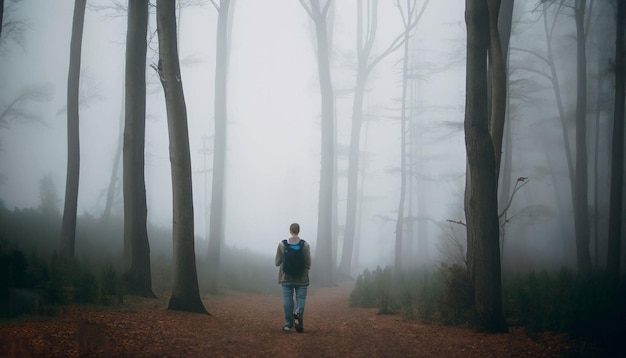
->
xmin=283 ymin=239 xmax=305 ymax=250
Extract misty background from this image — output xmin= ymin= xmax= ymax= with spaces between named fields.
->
xmin=0 ymin=0 xmax=621 ymax=274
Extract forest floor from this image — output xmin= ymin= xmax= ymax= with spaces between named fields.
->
xmin=0 ymin=284 xmax=592 ymax=357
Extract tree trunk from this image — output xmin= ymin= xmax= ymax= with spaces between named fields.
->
xmin=395 ymin=13 xmax=411 ymax=270
xmin=206 ymin=0 xmax=230 ymax=294
xmin=60 ymin=0 xmax=86 ymax=258
xmin=303 ymin=0 xmax=335 ymax=287
xmin=123 ymin=0 xmax=155 ymax=298
xmin=340 ymin=73 xmax=366 ymax=277
xmin=464 ymin=0 xmax=507 ymax=333
xmin=540 ymin=4 xmax=576 ymax=265
xmin=0 ymin=0 xmax=4 ymax=39
xmin=495 ymin=0 xmax=514 ymax=215
xmin=339 ymin=0 xmax=375 ymax=277
xmin=102 ymin=97 xmax=124 ymax=224
xmin=156 ymin=0 xmax=207 ymax=314
xmin=573 ymin=0 xmax=592 ymax=274
xmin=487 ymin=0 xmax=506 ymax=179
xmin=607 ymin=0 xmax=624 ymax=277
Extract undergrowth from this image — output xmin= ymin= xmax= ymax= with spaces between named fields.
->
xmin=0 ymin=204 xmax=278 ymax=320
xmin=0 ymin=242 xmax=125 ymax=318
xmin=350 ymin=263 xmax=626 ymax=351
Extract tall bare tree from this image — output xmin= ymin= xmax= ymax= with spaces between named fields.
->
xmin=393 ymin=0 xmax=429 ymax=270
xmin=513 ymin=1 xmax=594 ymax=270
xmin=123 ymin=0 xmax=155 ymax=298
xmin=339 ymin=0 xmax=428 ymax=276
xmin=572 ymin=0 xmax=592 ymax=273
xmin=60 ymin=0 xmax=87 ymax=258
xmin=300 ymin=0 xmax=335 ymax=286
xmin=156 ymin=0 xmax=207 ymax=314
xmin=607 ymin=0 xmax=624 ymax=277
xmin=496 ymin=0 xmax=515 ymax=214
xmin=464 ymin=0 xmax=508 ymax=332
xmin=102 ymin=100 xmax=123 ymax=223
xmin=206 ymin=0 xmax=230 ymax=294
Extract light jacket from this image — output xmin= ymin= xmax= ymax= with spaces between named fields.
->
xmin=275 ymin=238 xmax=311 ymax=284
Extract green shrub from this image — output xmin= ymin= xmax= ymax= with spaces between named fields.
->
xmin=0 ymin=245 xmax=126 ymax=319
xmin=350 ymin=265 xmax=441 ymax=318
xmin=74 ymin=270 xmax=98 ymax=304
xmin=100 ymin=264 xmax=123 ymax=304
xmin=350 ymin=268 xmax=378 ymax=308
xmin=438 ymin=263 xmax=474 ymax=325
xmin=350 ymin=263 xmax=625 ymax=350
xmin=349 ymin=266 xmax=393 ymax=313
xmin=503 ymin=268 xmax=626 ymax=344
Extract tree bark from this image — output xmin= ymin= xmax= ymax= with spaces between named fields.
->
xmin=496 ymin=0 xmax=514 ymax=212
xmin=607 ymin=0 xmax=624 ymax=277
xmin=123 ymin=0 xmax=155 ymax=298
xmin=487 ymin=0 xmax=506 ymax=179
xmin=0 ymin=0 xmax=4 ymax=39
xmin=464 ymin=0 xmax=507 ymax=333
xmin=156 ymin=0 xmax=207 ymax=314
xmin=60 ymin=0 xmax=86 ymax=258
xmin=206 ymin=0 xmax=230 ymax=294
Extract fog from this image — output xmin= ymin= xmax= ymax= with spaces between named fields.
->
xmin=0 ymin=0 xmax=621 ymax=273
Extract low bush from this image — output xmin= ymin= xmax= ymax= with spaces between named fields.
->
xmin=437 ymin=263 xmax=474 ymax=325
xmin=0 ymin=242 xmax=126 ymax=319
xmin=503 ymin=268 xmax=626 ymax=344
xmin=349 ymin=266 xmax=393 ymax=313
xmin=350 ymin=264 xmax=626 ymax=349
xmin=350 ymin=265 xmax=441 ymax=318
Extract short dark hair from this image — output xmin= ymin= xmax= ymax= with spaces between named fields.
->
xmin=290 ymin=223 xmax=300 ymax=235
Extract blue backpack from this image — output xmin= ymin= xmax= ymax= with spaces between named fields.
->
xmin=282 ymin=239 xmax=306 ymax=275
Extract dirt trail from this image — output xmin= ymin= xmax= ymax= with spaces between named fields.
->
xmin=0 ymin=284 xmax=572 ymax=357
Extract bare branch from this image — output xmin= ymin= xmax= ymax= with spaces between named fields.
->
xmin=87 ymin=0 xmax=128 ymax=17
xmin=299 ymin=0 xmax=315 ymax=20
xmin=0 ymin=0 xmax=30 ymax=56
xmin=498 ymin=177 xmax=529 ymax=219
xmin=321 ymin=0 xmax=333 ymax=17
xmin=0 ymin=83 xmax=53 ymax=128
xmin=513 ymin=65 xmax=554 ymax=82
xmin=510 ymin=47 xmax=551 ymax=67
xmin=368 ymin=0 xmax=429 ymax=71
xmin=446 ymin=219 xmax=467 ymax=227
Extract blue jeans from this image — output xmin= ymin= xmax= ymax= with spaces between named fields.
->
xmin=281 ymin=283 xmax=308 ymax=327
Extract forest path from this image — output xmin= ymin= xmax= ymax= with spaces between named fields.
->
xmin=0 ymin=284 xmax=571 ymax=357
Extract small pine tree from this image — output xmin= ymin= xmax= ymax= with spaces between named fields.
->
xmin=39 ymin=173 xmax=60 ymax=217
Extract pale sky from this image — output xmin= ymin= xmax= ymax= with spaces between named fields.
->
xmin=0 ymin=0 xmax=468 ymax=268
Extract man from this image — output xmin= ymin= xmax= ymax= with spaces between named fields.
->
xmin=275 ymin=223 xmax=311 ymax=333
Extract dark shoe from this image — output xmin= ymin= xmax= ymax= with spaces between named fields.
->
xmin=294 ymin=313 xmax=303 ymax=333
